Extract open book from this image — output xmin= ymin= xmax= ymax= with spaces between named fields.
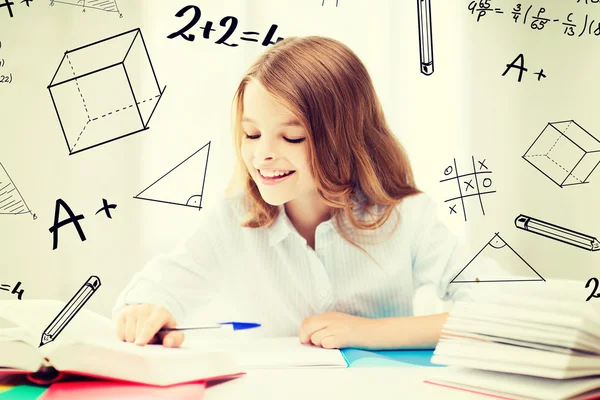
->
xmin=0 ymin=300 xmax=243 ymax=386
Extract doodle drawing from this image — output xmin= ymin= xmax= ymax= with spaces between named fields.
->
xmin=451 ymin=233 xmax=545 ymax=284
xmin=48 ymin=28 xmax=166 ymax=155
xmin=39 ymin=275 xmax=101 ymax=347
xmin=134 ymin=142 xmax=211 ymax=210
xmin=523 ymin=120 xmax=600 ymax=188
xmin=417 ymin=0 xmax=434 ymax=75
xmin=440 ymin=156 xmax=496 ymax=222
xmin=0 ymin=163 xmax=33 ymax=216
xmin=515 ymin=214 xmax=599 ymax=252
xmin=50 ymin=0 xmax=123 ymax=17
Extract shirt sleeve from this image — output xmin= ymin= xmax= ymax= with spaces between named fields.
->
xmin=408 ymin=193 xmax=503 ymax=303
xmin=112 ymin=199 xmax=232 ymax=324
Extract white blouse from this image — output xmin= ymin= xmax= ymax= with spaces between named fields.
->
xmin=113 ymin=192 xmax=485 ymax=336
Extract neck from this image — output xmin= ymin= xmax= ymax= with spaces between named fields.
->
xmin=284 ymin=192 xmax=332 ymax=249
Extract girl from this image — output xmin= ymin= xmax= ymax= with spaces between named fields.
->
xmin=114 ymin=36 xmax=485 ymax=350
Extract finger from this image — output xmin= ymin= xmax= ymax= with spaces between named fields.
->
xmin=116 ymin=310 xmax=127 ymax=341
xmin=125 ymin=312 xmax=137 ymax=343
xmin=135 ymin=305 xmax=153 ymax=341
xmin=309 ymin=326 xmax=333 ymax=347
xmin=321 ymin=335 xmax=341 ymax=349
xmin=135 ymin=307 xmax=171 ymax=346
xmin=298 ymin=316 xmax=327 ymax=344
xmin=156 ymin=315 xmax=184 ymax=347
xmin=160 ymin=331 xmax=185 ymax=348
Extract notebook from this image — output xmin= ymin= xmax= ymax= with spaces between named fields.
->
xmin=0 ymin=300 xmax=243 ymax=386
xmin=341 ymin=348 xmax=440 ymax=368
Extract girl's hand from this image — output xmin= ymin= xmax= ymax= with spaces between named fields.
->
xmin=116 ymin=304 xmax=184 ymax=347
xmin=298 ymin=312 xmax=379 ymax=349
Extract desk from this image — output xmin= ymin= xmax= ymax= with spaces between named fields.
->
xmin=204 ymin=368 xmax=485 ymax=400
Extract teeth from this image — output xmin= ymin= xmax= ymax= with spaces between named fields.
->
xmin=260 ymin=170 xmax=292 ymax=178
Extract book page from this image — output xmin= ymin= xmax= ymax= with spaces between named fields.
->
xmin=184 ymin=336 xmax=347 ymax=368
xmin=0 ymin=300 xmax=115 ymax=354
xmin=429 ymin=367 xmax=600 ymax=400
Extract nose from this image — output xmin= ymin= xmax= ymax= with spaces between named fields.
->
xmin=254 ymin=138 xmax=277 ymax=161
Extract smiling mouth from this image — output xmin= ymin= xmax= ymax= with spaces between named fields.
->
xmin=258 ymin=169 xmax=296 ymax=180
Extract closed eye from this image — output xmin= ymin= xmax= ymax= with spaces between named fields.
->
xmin=284 ymin=137 xmax=306 ymax=144
xmin=244 ymin=133 xmax=305 ymax=144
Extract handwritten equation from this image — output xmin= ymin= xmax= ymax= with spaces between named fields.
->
xmin=167 ymin=5 xmax=284 ymax=48
xmin=586 ymin=277 xmax=600 ymax=301
xmin=49 ymin=198 xmax=117 ymax=250
xmin=0 ymin=40 xmax=12 ymax=85
xmin=0 ymin=281 xmax=24 ymax=300
xmin=468 ymin=1 xmax=600 ymax=37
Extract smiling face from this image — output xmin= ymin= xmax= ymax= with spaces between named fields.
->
xmin=240 ymin=79 xmax=316 ymax=206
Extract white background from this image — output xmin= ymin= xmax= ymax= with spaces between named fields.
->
xmin=1 ymin=0 xmax=599 ymax=317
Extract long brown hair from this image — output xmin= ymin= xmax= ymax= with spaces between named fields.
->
xmin=226 ymin=36 xmax=420 ymax=248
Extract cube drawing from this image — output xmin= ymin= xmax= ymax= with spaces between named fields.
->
xmin=48 ymin=28 xmax=165 ymax=155
xmin=522 ymin=120 xmax=600 ymax=188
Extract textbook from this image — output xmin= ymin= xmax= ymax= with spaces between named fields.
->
xmin=426 ymin=367 xmax=600 ymax=400
xmin=429 ymin=280 xmax=600 ymax=399
xmin=0 ymin=300 xmax=243 ymax=386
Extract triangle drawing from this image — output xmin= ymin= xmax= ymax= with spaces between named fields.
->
xmin=0 ymin=163 xmax=32 ymax=216
xmin=134 ymin=142 xmax=211 ymax=210
xmin=451 ymin=233 xmax=545 ymax=283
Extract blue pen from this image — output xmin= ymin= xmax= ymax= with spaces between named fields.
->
xmin=159 ymin=321 xmax=261 ymax=332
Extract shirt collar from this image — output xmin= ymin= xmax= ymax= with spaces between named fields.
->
xmin=267 ymin=192 xmax=368 ymax=247
xmin=267 ymin=205 xmax=298 ymax=247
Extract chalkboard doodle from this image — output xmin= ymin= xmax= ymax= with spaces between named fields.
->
xmin=134 ymin=142 xmax=211 ymax=210
xmin=49 ymin=0 xmax=123 ymax=17
xmin=523 ymin=120 xmax=600 ymax=188
xmin=0 ymin=0 xmax=32 ymax=19
xmin=467 ymin=1 xmax=600 ymax=38
xmin=0 ymin=163 xmax=35 ymax=218
xmin=167 ymin=5 xmax=284 ymax=48
xmin=47 ymin=28 xmax=166 ymax=155
xmin=440 ymin=157 xmax=496 ymax=222
xmin=0 ymin=281 xmax=24 ymax=300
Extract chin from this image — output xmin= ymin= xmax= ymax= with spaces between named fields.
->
xmin=258 ymin=191 xmax=288 ymax=207
xmin=253 ymin=185 xmax=288 ymax=206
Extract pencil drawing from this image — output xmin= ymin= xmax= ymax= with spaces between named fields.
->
xmin=39 ymin=276 xmax=101 ymax=347
xmin=515 ymin=214 xmax=599 ymax=252
xmin=417 ymin=0 xmax=434 ymax=75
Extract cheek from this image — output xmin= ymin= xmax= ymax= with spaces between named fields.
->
xmin=240 ymin=142 xmax=254 ymax=168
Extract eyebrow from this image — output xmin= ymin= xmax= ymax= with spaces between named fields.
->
xmin=242 ymin=117 xmax=303 ymax=128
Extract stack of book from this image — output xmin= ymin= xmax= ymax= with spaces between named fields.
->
xmin=428 ymin=280 xmax=600 ymax=400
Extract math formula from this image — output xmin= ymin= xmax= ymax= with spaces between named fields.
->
xmin=0 ymin=40 xmax=12 ymax=85
xmin=586 ymin=277 xmax=600 ymax=301
xmin=467 ymin=1 xmax=600 ymax=38
xmin=167 ymin=5 xmax=284 ymax=48
xmin=0 ymin=280 xmax=24 ymax=300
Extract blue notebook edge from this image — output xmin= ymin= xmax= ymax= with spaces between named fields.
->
xmin=340 ymin=348 xmax=443 ymax=368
